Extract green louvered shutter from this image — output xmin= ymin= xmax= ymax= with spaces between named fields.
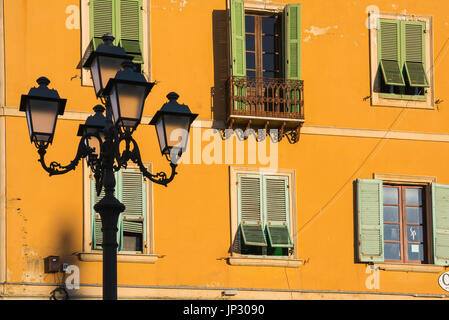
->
xmin=378 ymin=19 xmax=405 ymax=86
xmin=91 ymin=173 xmax=121 ymax=250
xmin=357 ymin=179 xmax=384 ymax=262
xmin=284 ymin=4 xmax=301 ymax=80
xmin=264 ymin=176 xmax=293 ymax=248
xmin=403 ymin=21 xmax=429 ymax=88
xmin=230 ymin=0 xmax=246 ymax=77
xmin=431 ymin=183 xmax=449 ymax=266
xmin=230 ymin=0 xmax=246 ymax=111
xmin=90 ymin=0 xmax=115 ymax=49
xmin=238 ymin=174 xmax=266 ymax=247
xmin=116 ymin=169 xmax=146 ymax=252
xmin=116 ymin=0 xmax=143 ymax=64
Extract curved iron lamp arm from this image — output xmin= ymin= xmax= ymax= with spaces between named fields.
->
xmin=114 ymin=133 xmax=178 ymax=187
xmin=37 ymin=134 xmax=102 ymax=176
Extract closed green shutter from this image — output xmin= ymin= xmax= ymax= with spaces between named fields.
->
xmin=378 ymin=19 xmax=405 ymax=86
xmin=90 ymin=0 xmax=115 ymax=49
xmin=431 ymin=183 xmax=449 ymax=266
xmin=357 ymin=179 xmax=384 ymax=262
xmin=264 ymin=176 xmax=293 ymax=248
xmin=91 ymin=173 xmax=120 ymax=250
xmin=403 ymin=21 xmax=429 ymax=88
xmin=238 ymin=174 xmax=266 ymax=246
xmin=116 ymin=0 xmax=143 ymax=64
xmin=284 ymin=4 xmax=301 ymax=80
xmin=116 ymin=169 xmax=146 ymax=252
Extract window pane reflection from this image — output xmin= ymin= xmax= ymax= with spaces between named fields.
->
xmin=384 ymin=242 xmax=401 ymax=260
xmin=383 ymin=187 xmax=398 ymax=204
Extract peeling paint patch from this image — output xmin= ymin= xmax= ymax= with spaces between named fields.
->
xmin=392 ymin=4 xmax=397 ymax=9
xmin=304 ymin=25 xmax=338 ymax=36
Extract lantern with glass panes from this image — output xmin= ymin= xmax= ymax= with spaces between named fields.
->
xmin=19 ymin=34 xmax=197 ymax=300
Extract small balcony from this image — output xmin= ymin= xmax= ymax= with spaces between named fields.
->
xmin=226 ymin=76 xmax=304 ymax=134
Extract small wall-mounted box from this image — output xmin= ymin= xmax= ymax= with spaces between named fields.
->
xmin=44 ymin=256 xmax=60 ymax=273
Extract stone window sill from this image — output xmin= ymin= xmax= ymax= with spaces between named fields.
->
xmin=227 ymin=256 xmax=303 ymax=268
xmin=373 ymin=263 xmax=444 ymax=273
xmin=78 ymin=252 xmax=161 ymax=264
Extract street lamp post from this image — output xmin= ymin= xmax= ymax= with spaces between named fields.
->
xmin=19 ymin=34 xmax=197 ymax=300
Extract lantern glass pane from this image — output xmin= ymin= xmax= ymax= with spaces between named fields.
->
xmin=109 ymin=85 xmax=120 ymax=126
xmin=91 ymin=58 xmax=102 ymax=96
xmin=156 ymin=118 xmax=167 ymax=153
xmin=116 ymin=83 xmax=146 ymax=127
xmin=163 ymin=114 xmax=190 ymax=151
xmin=29 ymin=98 xmax=59 ymax=141
xmin=98 ymin=56 xmax=127 ymax=94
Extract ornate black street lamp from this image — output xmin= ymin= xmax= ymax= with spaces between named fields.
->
xmin=19 ymin=34 xmax=198 ymax=300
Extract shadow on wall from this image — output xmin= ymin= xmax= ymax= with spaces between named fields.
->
xmin=212 ymin=10 xmax=229 ymax=127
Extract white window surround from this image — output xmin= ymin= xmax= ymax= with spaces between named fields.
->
xmin=80 ymin=0 xmax=152 ymax=86
xmin=228 ymin=166 xmax=302 ymax=268
xmin=78 ymin=160 xmax=159 ymax=264
xmin=368 ymin=11 xmax=434 ymax=109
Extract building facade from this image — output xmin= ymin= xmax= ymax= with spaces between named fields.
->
xmin=0 ymin=0 xmax=449 ymax=299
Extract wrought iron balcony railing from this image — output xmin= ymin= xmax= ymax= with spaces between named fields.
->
xmin=227 ymin=76 xmax=304 ymax=121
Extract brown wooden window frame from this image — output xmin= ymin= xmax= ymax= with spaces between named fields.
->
xmin=383 ymin=184 xmax=431 ymax=264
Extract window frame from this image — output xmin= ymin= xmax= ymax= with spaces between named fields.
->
xmin=382 ymin=184 xmax=429 ymax=264
xmin=80 ymin=0 xmax=151 ymax=87
xmin=369 ymin=174 xmax=436 ymax=266
xmin=229 ymin=166 xmax=299 ymax=264
xmin=368 ymin=11 xmax=434 ymax=109
xmin=81 ymin=160 xmax=155 ymax=257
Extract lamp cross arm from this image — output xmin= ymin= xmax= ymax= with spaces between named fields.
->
xmin=37 ymin=133 xmax=101 ymax=176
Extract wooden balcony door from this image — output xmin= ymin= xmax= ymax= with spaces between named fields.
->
xmin=245 ymin=13 xmax=282 ymax=113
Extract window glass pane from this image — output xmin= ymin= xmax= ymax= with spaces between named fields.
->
xmin=406 ymin=207 xmax=423 ymax=224
xmin=245 ymin=15 xmax=255 ymax=33
xmin=263 ymin=54 xmax=275 ymax=71
xmin=246 ymin=70 xmax=256 ymax=78
xmin=262 ymin=36 xmax=275 ymax=52
xmin=408 ymin=243 xmax=424 ymax=262
xmin=246 ymin=52 xmax=255 ymax=69
xmin=384 ymin=224 xmax=400 ymax=241
xmin=406 ymin=225 xmax=423 ymax=243
xmin=383 ymin=187 xmax=398 ymax=204
xmin=406 ymin=188 xmax=422 ymax=205
xmin=262 ymin=16 xmax=276 ymax=34
xmin=383 ymin=206 xmax=399 ymax=223
xmin=263 ymin=71 xmax=275 ymax=78
xmin=246 ymin=34 xmax=255 ymax=51
xmin=384 ymin=242 xmax=401 ymax=260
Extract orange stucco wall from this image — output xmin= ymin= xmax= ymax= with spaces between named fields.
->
xmin=2 ymin=0 xmax=449 ymax=299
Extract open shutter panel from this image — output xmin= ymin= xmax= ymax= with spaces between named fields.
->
xmin=230 ymin=0 xmax=246 ymax=77
xmin=404 ymin=21 xmax=429 ymax=88
xmin=230 ymin=0 xmax=246 ymax=111
xmin=379 ymin=19 xmax=405 ymax=86
xmin=264 ymin=176 xmax=293 ymax=248
xmin=117 ymin=169 xmax=146 ymax=252
xmin=431 ymin=184 xmax=449 ymax=266
xmin=116 ymin=0 xmax=143 ymax=64
xmin=284 ymin=4 xmax=301 ymax=80
xmin=357 ymin=179 xmax=384 ymax=262
xmin=238 ymin=174 xmax=266 ymax=246
xmin=90 ymin=0 xmax=115 ymax=49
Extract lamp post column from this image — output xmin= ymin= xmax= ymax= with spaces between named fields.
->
xmin=93 ymin=113 xmax=125 ymax=300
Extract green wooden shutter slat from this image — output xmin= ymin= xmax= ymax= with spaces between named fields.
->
xmin=379 ymin=19 xmax=405 ymax=86
xmin=284 ymin=4 xmax=301 ymax=80
xmin=404 ymin=21 xmax=429 ymax=87
xmin=432 ymin=183 xmax=449 ymax=266
xmin=118 ymin=169 xmax=146 ymax=251
xmin=263 ymin=176 xmax=293 ymax=248
xmin=238 ymin=174 xmax=266 ymax=247
xmin=230 ymin=0 xmax=246 ymax=77
xmin=90 ymin=0 xmax=115 ymax=48
xmin=357 ymin=179 xmax=384 ymax=262
xmin=116 ymin=0 xmax=143 ymax=64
